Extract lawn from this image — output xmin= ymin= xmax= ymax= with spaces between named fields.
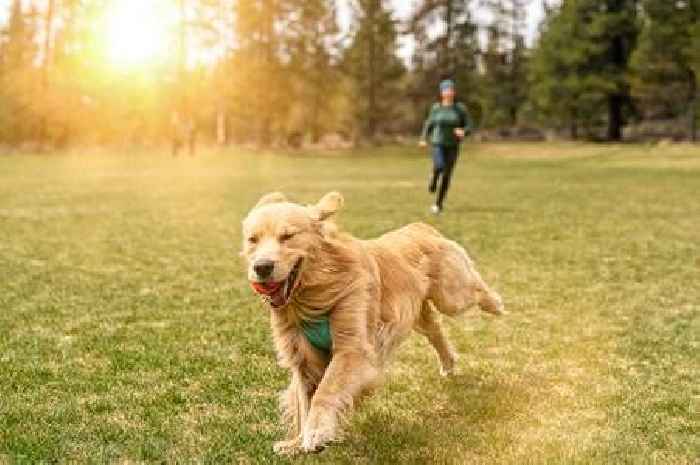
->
xmin=0 ymin=143 xmax=698 ymax=464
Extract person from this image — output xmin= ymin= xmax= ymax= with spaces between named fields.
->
xmin=419 ymin=79 xmax=473 ymax=214
xmin=171 ymin=110 xmax=197 ymax=157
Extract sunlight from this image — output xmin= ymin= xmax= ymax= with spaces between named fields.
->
xmin=104 ymin=0 xmax=177 ymax=68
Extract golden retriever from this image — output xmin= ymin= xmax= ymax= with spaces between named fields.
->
xmin=241 ymin=191 xmax=504 ymax=454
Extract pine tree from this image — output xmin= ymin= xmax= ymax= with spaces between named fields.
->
xmin=630 ymin=0 xmax=699 ymax=141
xmin=343 ymin=0 xmax=405 ymax=140
xmin=528 ymin=0 xmax=639 ymax=140
xmin=481 ymin=0 xmax=529 ymax=127
xmin=285 ymin=0 xmax=341 ymax=143
xmin=407 ymin=0 xmax=480 ymax=128
xmin=604 ymin=0 xmax=639 ymax=141
xmin=529 ymin=2 xmax=590 ymax=138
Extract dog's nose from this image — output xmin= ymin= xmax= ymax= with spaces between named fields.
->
xmin=253 ymin=259 xmax=275 ymax=280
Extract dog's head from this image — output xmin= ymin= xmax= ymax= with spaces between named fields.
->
xmin=241 ymin=191 xmax=344 ymax=309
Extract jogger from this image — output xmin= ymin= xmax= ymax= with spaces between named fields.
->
xmin=419 ymin=79 xmax=473 ymax=214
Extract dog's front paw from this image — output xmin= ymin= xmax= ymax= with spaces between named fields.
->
xmin=440 ymin=364 xmax=455 ymax=377
xmin=301 ymin=428 xmax=333 ymax=453
xmin=439 ymin=351 xmax=458 ymax=377
xmin=273 ymin=437 xmax=302 ymax=456
xmin=301 ymin=410 xmax=337 ymax=453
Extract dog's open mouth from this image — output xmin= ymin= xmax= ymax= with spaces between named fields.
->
xmin=250 ymin=259 xmax=302 ymax=309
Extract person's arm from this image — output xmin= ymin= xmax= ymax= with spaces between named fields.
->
xmin=420 ymin=104 xmax=436 ymax=144
xmin=457 ymin=102 xmax=473 ymax=134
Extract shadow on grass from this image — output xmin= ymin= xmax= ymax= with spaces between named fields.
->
xmin=336 ymin=370 xmax=531 ymax=465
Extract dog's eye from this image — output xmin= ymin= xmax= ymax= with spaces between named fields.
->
xmin=279 ymin=232 xmax=295 ymax=242
xmin=247 ymin=236 xmax=258 ymax=245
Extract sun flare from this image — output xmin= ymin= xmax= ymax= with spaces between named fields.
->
xmin=104 ymin=0 xmax=176 ymax=68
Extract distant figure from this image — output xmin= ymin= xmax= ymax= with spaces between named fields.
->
xmin=171 ymin=111 xmax=196 ymax=157
xmin=419 ymin=79 xmax=472 ymax=214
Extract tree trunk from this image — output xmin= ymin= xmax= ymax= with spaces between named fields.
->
xmin=311 ymin=92 xmax=321 ymax=144
xmin=607 ymin=93 xmax=624 ymax=141
xmin=366 ymin=0 xmax=377 ymax=139
xmin=444 ymin=0 xmax=453 ymax=75
xmin=310 ymin=26 xmax=322 ymax=144
xmin=42 ymin=0 xmax=54 ymax=89
xmin=38 ymin=0 xmax=55 ymax=147
xmin=690 ymin=101 xmax=697 ymax=143
xmin=688 ymin=70 xmax=697 ymax=143
xmin=605 ymin=0 xmax=633 ymax=142
xmin=217 ymin=109 xmax=227 ymax=146
xmin=260 ymin=0 xmax=275 ymax=147
xmin=175 ymin=0 xmax=196 ymax=154
xmin=178 ymin=0 xmax=186 ymax=79
xmin=216 ymin=0 xmax=228 ymax=147
xmin=570 ymin=107 xmax=578 ymax=140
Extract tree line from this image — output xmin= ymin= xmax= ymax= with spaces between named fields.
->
xmin=1 ymin=0 xmax=699 ymax=150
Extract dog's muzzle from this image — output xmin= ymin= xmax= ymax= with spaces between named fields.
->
xmin=250 ymin=258 xmax=302 ymax=309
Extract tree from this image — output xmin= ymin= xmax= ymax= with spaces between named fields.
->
xmin=407 ymin=0 xmax=480 ymax=129
xmin=528 ymin=0 xmax=639 ymax=140
xmin=37 ymin=0 xmax=55 ymax=146
xmin=231 ymin=0 xmax=291 ymax=146
xmin=529 ymin=1 xmax=595 ymax=138
xmin=343 ymin=0 xmax=405 ymax=140
xmin=285 ymin=0 xmax=342 ymax=143
xmin=201 ymin=0 xmax=236 ymax=145
xmin=630 ymin=0 xmax=699 ymax=141
xmin=480 ymin=0 xmax=529 ymax=127
xmin=601 ymin=0 xmax=639 ymax=141
xmin=0 ymin=0 xmax=40 ymax=144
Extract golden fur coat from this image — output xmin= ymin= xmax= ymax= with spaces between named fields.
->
xmin=241 ymin=192 xmax=504 ymax=454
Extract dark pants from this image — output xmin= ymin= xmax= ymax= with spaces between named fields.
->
xmin=430 ymin=144 xmax=460 ymax=208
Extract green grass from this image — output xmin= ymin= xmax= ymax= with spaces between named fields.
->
xmin=0 ymin=143 xmax=698 ymax=464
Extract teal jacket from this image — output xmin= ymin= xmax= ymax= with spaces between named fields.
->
xmin=421 ymin=102 xmax=472 ymax=147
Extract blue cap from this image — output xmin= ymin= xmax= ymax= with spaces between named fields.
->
xmin=440 ymin=79 xmax=455 ymax=92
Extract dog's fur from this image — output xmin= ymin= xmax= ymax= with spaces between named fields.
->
xmin=241 ymin=192 xmax=504 ymax=454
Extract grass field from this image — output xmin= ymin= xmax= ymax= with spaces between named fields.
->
xmin=0 ymin=143 xmax=698 ymax=465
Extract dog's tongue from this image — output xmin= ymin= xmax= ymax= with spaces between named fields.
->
xmin=251 ymin=281 xmax=282 ymax=296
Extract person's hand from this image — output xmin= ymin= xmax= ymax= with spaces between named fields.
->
xmin=454 ymin=128 xmax=466 ymax=139
xmin=419 ymin=140 xmax=428 ymax=148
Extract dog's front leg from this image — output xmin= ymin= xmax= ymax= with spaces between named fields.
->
xmin=275 ymin=369 xmax=310 ymax=455
xmin=301 ymin=293 xmax=379 ymax=452
xmin=301 ymin=350 xmax=377 ymax=452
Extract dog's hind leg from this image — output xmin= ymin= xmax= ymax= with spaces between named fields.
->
xmin=415 ymin=302 xmax=458 ymax=376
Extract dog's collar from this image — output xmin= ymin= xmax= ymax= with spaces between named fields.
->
xmin=300 ymin=315 xmax=332 ymax=355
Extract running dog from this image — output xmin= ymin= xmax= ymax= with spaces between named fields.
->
xmin=241 ymin=192 xmax=504 ymax=454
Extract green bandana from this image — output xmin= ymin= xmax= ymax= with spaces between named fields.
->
xmin=301 ymin=316 xmax=332 ymax=354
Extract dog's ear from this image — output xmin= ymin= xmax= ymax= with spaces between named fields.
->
xmin=254 ymin=192 xmax=287 ymax=210
xmin=311 ymin=191 xmax=344 ymax=221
